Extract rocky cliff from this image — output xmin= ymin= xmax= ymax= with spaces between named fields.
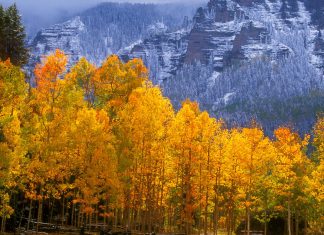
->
xmin=123 ymin=0 xmax=324 ymax=80
xmin=28 ymin=2 xmax=197 ymax=69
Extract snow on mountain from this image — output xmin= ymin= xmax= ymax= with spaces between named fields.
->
xmin=119 ymin=26 xmax=191 ymax=83
xmin=160 ymin=0 xmax=324 ymax=133
xmin=27 ymin=0 xmax=324 ymax=133
xmin=28 ymin=2 xmax=198 ymax=69
xmin=30 ymin=16 xmax=85 ymax=68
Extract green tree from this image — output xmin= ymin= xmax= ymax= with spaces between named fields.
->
xmin=1 ymin=4 xmax=28 ymax=66
xmin=0 ymin=5 xmax=5 ymax=60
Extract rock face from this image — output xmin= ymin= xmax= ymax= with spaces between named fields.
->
xmin=190 ymin=0 xmax=324 ymax=75
xmin=119 ymin=27 xmax=191 ymax=83
xmin=30 ymin=16 xmax=85 ymax=69
xmin=29 ymin=0 xmax=324 ymax=79
xmin=122 ymin=0 xmax=324 ymax=82
xmin=28 ymin=2 xmax=197 ymax=69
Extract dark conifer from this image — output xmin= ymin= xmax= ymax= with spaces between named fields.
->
xmin=1 ymin=4 xmax=28 ymax=66
xmin=0 ymin=5 xmax=5 ymax=60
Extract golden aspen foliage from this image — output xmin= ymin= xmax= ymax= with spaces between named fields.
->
xmin=0 ymin=60 xmax=27 ymax=224
xmin=168 ymin=101 xmax=202 ymax=234
xmin=116 ymin=84 xmax=174 ymax=231
xmin=66 ymin=57 xmax=97 ymax=106
xmin=273 ymin=127 xmax=311 ymax=235
xmin=305 ymin=118 xmax=324 ymax=233
xmin=94 ymin=55 xmax=148 ymax=112
xmin=0 ymin=50 xmax=323 ymax=235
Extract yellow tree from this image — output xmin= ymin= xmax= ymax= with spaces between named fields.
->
xmin=220 ymin=129 xmax=247 ymax=235
xmin=68 ymin=108 xmax=118 ymax=229
xmin=117 ymin=83 xmax=174 ymax=232
xmin=168 ymin=101 xmax=201 ymax=234
xmin=23 ymin=49 xmax=85 ymax=229
xmin=238 ymin=126 xmax=276 ymax=235
xmin=0 ymin=60 xmax=27 ymax=232
xmin=304 ymin=118 xmax=324 ymax=233
xmin=94 ymin=55 xmax=148 ymax=114
xmin=273 ymin=127 xmax=310 ymax=235
xmin=210 ymin=127 xmax=229 ymax=235
xmin=195 ymin=112 xmax=223 ymax=235
xmin=66 ymin=57 xmax=96 ymax=107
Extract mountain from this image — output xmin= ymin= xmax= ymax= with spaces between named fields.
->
xmin=124 ymin=0 xmax=324 ymax=77
xmin=121 ymin=0 xmax=324 ymax=133
xmin=161 ymin=0 xmax=324 ymax=133
xmin=28 ymin=2 xmax=198 ymax=69
xmin=28 ymin=0 xmax=324 ymax=133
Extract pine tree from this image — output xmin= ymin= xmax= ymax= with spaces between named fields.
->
xmin=0 ymin=5 xmax=5 ymax=60
xmin=1 ymin=4 xmax=28 ymax=66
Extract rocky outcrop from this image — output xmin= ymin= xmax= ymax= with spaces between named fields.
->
xmin=28 ymin=2 xmax=196 ymax=69
xmin=30 ymin=17 xmax=85 ymax=69
xmin=123 ymin=0 xmax=324 ymax=81
xmin=119 ymin=26 xmax=190 ymax=83
xmin=29 ymin=0 xmax=324 ymax=79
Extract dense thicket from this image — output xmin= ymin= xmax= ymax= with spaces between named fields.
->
xmin=0 ymin=51 xmax=323 ymax=235
xmin=0 ymin=4 xmax=28 ymax=66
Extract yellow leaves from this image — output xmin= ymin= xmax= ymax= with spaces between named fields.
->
xmin=274 ymin=205 xmax=285 ymax=212
xmin=66 ymin=57 xmax=96 ymax=105
xmin=313 ymin=117 xmax=324 ymax=163
xmin=34 ymin=49 xmax=67 ymax=98
xmin=94 ymin=55 xmax=148 ymax=110
xmin=99 ymin=212 xmax=114 ymax=218
xmin=1 ymin=50 xmax=323 ymax=232
xmin=0 ymin=193 xmax=14 ymax=218
xmin=2 ymin=112 xmax=21 ymax=148
xmin=83 ymin=206 xmax=95 ymax=215
xmin=67 ymin=57 xmax=96 ymax=85
xmin=35 ymin=49 xmax=67 ymax=80
xmin=0 ymin=59 xmax=26 ymax=106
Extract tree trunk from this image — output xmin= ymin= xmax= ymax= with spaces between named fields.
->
xmin=50 ymin=198 xmax=54 ymax=224
xmin=204 ymin=202 xmax=208 ymax=235
xmin=295 ymin=212 xmax=299 ymax=235
xmin=264 ymin=219 xmax=267 ymax=235
xmin=27 ymin=200 xmax=33 ymax=231
xmin=288 ymin=202 xmax=292 ymax=235
xmin=71 ymin=201 xmax=75 ymax=227
xmin=1 ymin=216 xmax=6 ymax=233
xmin=247 ymin=207 xmax=251 ymax=235
xmin=37 ymin=192 xmax=44 ymax=233
xmin=77 ymin=206 xmax=81 ymax=228
xmin=89 ymin=212 xmax=92 ymax=232
xmin=62 ymin=196 xmax=65 ymax=226
xmin=96 ymin=204 xmax=99 ymax=230
xmin=18 ymin=203 xmax=24 ymax=231
xmin=214 ymin=202 xmax=219 ymax=235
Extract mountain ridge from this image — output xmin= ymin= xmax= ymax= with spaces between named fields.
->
xmin=27 ymin=0 xmax=324 ymax=133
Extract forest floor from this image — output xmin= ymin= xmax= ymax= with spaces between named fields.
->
xmin=2 ymin=232 xmax=230 ymax=235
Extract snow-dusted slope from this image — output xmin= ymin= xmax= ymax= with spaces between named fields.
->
xmin=30 ymin=17 xmax=85 ymax=68
xmin=185 ymin=0 xmax=324 ymax=76
xmin=28 ymin=2 xmax=198 ymax=69
xmin=159 ymin=0 xmax=324 ymax=133
xmin=122 ymin=0 xmax=324 ymax=82
xmin=119 ymin=24 xmax=191 ymax=83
